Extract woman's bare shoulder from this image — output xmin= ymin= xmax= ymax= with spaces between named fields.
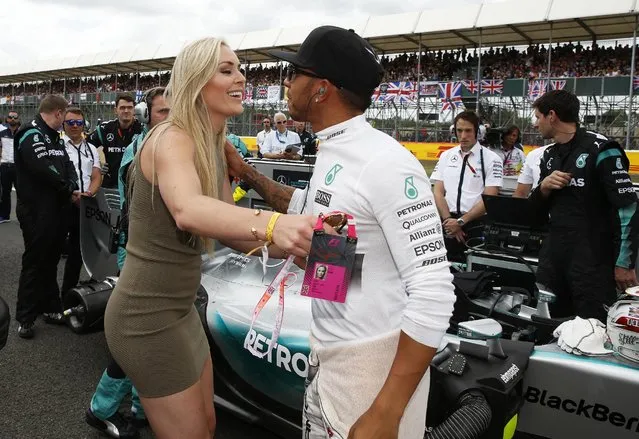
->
xmin=147 ymin=124 xmax=195 ymax=156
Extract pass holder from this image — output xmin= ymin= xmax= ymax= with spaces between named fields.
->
xmin=301 ymin=212 xmax=358 ymax=303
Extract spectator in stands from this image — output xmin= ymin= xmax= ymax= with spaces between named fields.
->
xmin=88 ymin=93 xmax=143 ymax=188
xmin=490 ymin=125 xmax=526 ymax=176
xmin=260 ymin=112 xmax=301 ymax=159
xmin=61 ymin=107 xmax=101 ymax=295
xmin=294 ymin=121 xmax=317 ymax=156
xmin=14 ymin=95 xmax=79 ymax=339
xmin=256 ymin=117 xmax=272 ymax=154
xmin=0 ymin=110 xmax=20 ymax=223
xmin=431 ymin=111 xmax=503 ymax=262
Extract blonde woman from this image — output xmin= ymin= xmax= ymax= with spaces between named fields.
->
xmin=104 ymin=38 xmax=316 ymax=438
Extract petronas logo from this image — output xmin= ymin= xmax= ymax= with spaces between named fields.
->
xmin=325 ymin=164 xmax=343 ymax=185
xmin=404 ymin=176 xmax=418 ymax=199
xmin=575 ymin=153 xmax=588 ymax=169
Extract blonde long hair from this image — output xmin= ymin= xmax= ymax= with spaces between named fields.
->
xmin=146 ymin=37 xmax=229 ymax=251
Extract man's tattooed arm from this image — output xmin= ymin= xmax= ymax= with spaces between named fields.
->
xmin=239 ymin=164 xmax=295 ymax=213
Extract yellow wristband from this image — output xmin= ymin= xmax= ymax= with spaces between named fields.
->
xmin=265 ymin=212 xmax=281 ymax=243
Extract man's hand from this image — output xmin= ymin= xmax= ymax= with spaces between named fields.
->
xmin=348 ymin=406 xmax=400 ymax=439
xmin=615 ymin=266 xmax=639 ymax=292
xmin=443 ymin=217 xmax=461 ymax=235
xmin=540 ymin=170 xmax=572 ymax=195
xmin=282 ymin=152 xmax=301 ymax=160
xmin=71 ymin=190 xmax=81 ymax=205
xmin=224 ymin=140 xmax=249 ymax=179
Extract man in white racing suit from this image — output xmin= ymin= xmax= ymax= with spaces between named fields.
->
xmin=226 ymin=26 xmax=456 ymax=439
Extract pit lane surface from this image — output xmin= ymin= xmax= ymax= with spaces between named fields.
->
xmin=0 ymin=199 xmax=280 ymax=439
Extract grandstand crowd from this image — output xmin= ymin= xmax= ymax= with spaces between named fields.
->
xmin=1 ymin=42 xmax=635 ymax=96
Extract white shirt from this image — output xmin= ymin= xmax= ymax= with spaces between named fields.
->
xmin=0 ymin=126 xmax=14 ymax=164
xmin=288 ymin=115 xmax=455 ymax=348
xmin=256 ymin=129 xmax=271 ymax=149
xmin=64 ymin=135 xmax=100 ymax=192
xmin=517 ymin=145 xmax=550 ymax=189
xmin=260 ymin=129 xmax=301 ymax=155
xmin=430 ymin=143 xmax=503 ymax=214
xmin=490 ymin=146 xmax=526 ymax=176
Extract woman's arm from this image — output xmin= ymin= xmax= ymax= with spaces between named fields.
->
xmin=147 ymin=127 xmax=315 ymax=257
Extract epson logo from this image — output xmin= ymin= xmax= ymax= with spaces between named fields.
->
xmin=244 ymin=329 xmax=308 ymax=378
xmin=413 ymin=240 xmax=445 ymax=257
xmin=500 ymin=363 xmax=519 ymax=384
xmin=314 ymin=190 xmax=332 ymax=207
xmin=524 ymin=386 xmax=639 ymax=432
xmin=85 ymin=206 xmax=112 ymax=227
xmin=396 ymin=200 xmax=433 ymax=218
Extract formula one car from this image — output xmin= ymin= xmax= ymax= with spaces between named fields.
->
xmin=197 ymin=247 xmax=639 ymax=439
xmin=72 ymin=189 xmax=639 ymax=439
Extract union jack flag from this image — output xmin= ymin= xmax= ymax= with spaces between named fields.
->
xmin=372 ymin=82 xmax=417 ymax=106
xmin=480 ymin=79 xmax=504 ymax=95
xmin=439 ymin=82 xmax=463 ymax=112
xmin=528 ymin=80 xmax=547 ymax=101
xmin=550 ymin=80 xmax=566 ymax=91
xmin=461 ymin=80 xmax=479 ymax=94
xmin=243 ymin=84 xmax=253 ymax=103
xmin=634 ymin=76 xmax=639 ymax=90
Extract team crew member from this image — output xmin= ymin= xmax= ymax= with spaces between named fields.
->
xmin=294 ymin=121 xmax=317 ymax=155
xmin=491 ymin=125 xmax=525 ymax=176
xmin=0 ymin=110 xmax=20 ymax=222
xmin=530 ymin=90 xmax=639 ymax=321
xmin=88 ymin=93 xmax=143 ymax=188
xmin=227 ymin=26 xmax=456 ymax=439
xmin=61 ymin=107 xmax=102 ymax=295
xmin=260 ymin=112 xmax=301 ymax=159
xmin=85 ymin=88 xmax=169 ymax=439
xmin=430 ymin=111 xmax=503 ymax=262
xmin=513 ymin=145 xmax=550 ymax=198
xmin=14 ymin=95 xmax=79 ymax=339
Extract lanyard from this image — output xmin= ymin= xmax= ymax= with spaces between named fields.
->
xmin=455 ymin=148 xmax=486 ymax=214
xmin=245 ymin=253 xmax=297 ymax=359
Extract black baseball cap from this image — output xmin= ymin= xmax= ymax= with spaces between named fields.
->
xmin=269 ymin=26 xmax=385 ymax=97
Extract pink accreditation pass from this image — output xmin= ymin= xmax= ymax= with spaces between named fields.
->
xmin=301 ymin=212 xmax=357 ymax=303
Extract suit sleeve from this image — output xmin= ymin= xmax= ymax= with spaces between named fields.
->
xmin=17 ymin=131 xmax=76 ymax=197
xmin=596 ymin=143 xmax=639 ymax=269
xmin=529 ymin=148 xmax=552 ymax=222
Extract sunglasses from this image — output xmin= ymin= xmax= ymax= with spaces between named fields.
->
xmin=275 ymin=121 xmax=286 ymax=125
xmin=285 ymin=64 xmax=324 ymax=82
xmin=7 ymin=115 xmax=18 ymax=119
xmin=64 ymin=119 xmax=85 ymax=127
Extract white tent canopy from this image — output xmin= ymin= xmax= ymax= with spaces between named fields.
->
xmin=0 ymin=0 xmax=637 ymax=83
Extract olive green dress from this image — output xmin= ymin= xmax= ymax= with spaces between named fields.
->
xmin=104 ymin=154 xmax=208 ymax=398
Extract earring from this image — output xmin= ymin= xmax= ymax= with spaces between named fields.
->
xmin=315 ymin=98 xmax=319 ymax=103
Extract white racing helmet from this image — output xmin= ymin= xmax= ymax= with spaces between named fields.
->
xmin=606 ymin=299 xmax=639 ymax=363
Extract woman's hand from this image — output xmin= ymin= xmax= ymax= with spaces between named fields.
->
xmin=269 ymin=214 xmax=317 ymax=258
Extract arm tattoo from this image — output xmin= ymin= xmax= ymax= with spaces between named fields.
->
xmin=240 ymin=165 xmax=295 ymax=213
